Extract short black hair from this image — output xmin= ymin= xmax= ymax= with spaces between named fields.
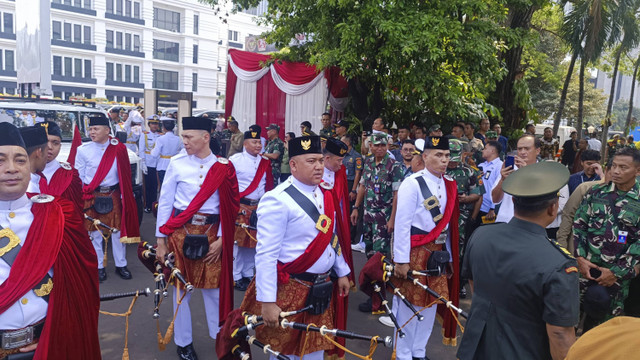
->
xmin=544 ymin=127 xmax=552 ymax=132
xmin=286 ymin=132 xmax=295 ymax=139
xmin=414 ymin=126 xmax=425 ymax=133
xmin=321 ymin=112 xmax=331 ymax=117
xmin=26 ymin=142 xmax=47 ymax=156
xmin=628 ymin=135 xmax=634 ymax=142
xmin=526 ymin=124 xmax=535 ymax=130
xmin=401 ymin=139 xmax=415 ymax=147
xmin=485 ymin=140 xmax=502 ymax=154
xmin=163 ymin=121 xmax=176 ymax=131
xmin=580 ymin=149 xmax=601 ymax=162
xmin=452 ymin=124 xmax=465 ymax=132
xmin=398 ymin=125 xmax=410 ymax=131
xmin=466 ymin=122 xmax=476 ymax=129
xmin=513 ymin=196 xmax=558 ymax=217
xmin=614 ymin=147 xmax=640 ymax=164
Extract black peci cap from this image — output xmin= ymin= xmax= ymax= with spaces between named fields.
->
xmin=182 ymin=117 xmax=211 ymax=132
xmin=88 ymin=114 xmax=110 ymax=127
xmin=325 ymin=137 xmax=348 ymax=157
xmin=423 ymin=136 xmax=449 ymax=151
xmin=36 ymin=121 xmax=62 ymax=139
xmin=0 ymin=122 xmax=26 ymax=149
xmin=19 ymin=126 xmax=48 ymax=148
xmin=244 ymin=129 xmax=261 ymax=140
xmin=289 ymin=136 xmax=322 ymax=158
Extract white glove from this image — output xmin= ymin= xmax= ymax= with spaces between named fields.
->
xmin=141 ymin=160 xmax=148 ymax=175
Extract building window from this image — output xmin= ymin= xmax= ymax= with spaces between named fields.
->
xmin=64 ymin=57 xmax=72 ymax=76
xmin=125 ymin=0 xmax=132 ymax=17
xmin=73 ymin=24 xmax=81 ymax=43
xmin=192 ymin=73 xmax=197 ymax=92
xmin=106 ymin=0 xmax=113 ymax=13
xmin=84 ymin=26 xmax=91 ymax=45
xmin=84 ymin=59 xmax=91 ymax=78
xmin=52 ymin=21 xmax=62 ymax=40
xmin=64 ymin=23 xmax=72 ymax=41
xmin=228 ymin=30 xmax=238 ymax=42
xmin=153 ymin=39 xmax=179 ymax=62
xmin=125 ymin=65 xmax=131 ymax=82
xmin=53 ymin=56 xmax=62 ymax=75
xmin=4 ymin=50 xmax=12 ymax=72
xmin=116 ymin=63 xmax=122 ymax=81
xmin=153 ymin=8 xmax=181 ymax=32
xmin=74 ymin=58 xmax=82 ymax=77
xmin=193 ymin=44 xmax=198 ymax=64
xmin=116 ymin=0 xmax=123 ymax=16
xmin=125 ymin=33 xmax=132 ymax=51
xmin=116 ymin=31 xmax=123 ymax=49
xmin=3 ymin=13 xmax=12 ymax=34
xmin=133 ymin=35 xmax=141 ymax=52
xmin=133 ymin=65 xmax=139 ymax=83
xmin=134 ymin=2 xmax=140 ymax=19
xmin=153 ymin=69 xmax=179 ymax=90
xmin=106 ymin=62 xmax=114 ymax=81
xmin=106 ymin=30 xmax=114 ymax=48
xmin=193 ymin=14 xmax=199 ymax=35
xmin=84 ymin=0 xmax=91 ymax=9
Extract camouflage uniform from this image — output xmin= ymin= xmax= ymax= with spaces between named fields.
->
xmin=446 ymin=139 xmax=485 ymax=254
xmin=360 ymin=149 xmax=404 ymax=257
xmin=319 ymin=127 xmax=335 ymax=138
xmin=574 ymin=180 xmax=640 ymax=319
xmin=265 ymin=137 xmax=285 ymax=182
xmin=540 ymin=137 xmax=559 ymax=160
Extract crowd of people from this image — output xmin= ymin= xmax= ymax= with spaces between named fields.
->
xmin=1 ymin=109 xmax=639 ymax=360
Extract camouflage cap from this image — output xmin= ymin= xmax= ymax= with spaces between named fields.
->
xmin=486 ymin=130 xmax=498 ymax=139
xmin=370 ymin=132 xmax=388 ymax=145
xmin=449 ymin=139 xmax=463 ymax=162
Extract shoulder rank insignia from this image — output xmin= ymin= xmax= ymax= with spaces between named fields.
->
xmin=565 ymin=266 xmax=578 ymax=274
xmin=549 ymin=238 xmax=575 ymax=259
xmin=217 ymin=157 xmax=229 ymax=165
xmin=31 ymin=194 xmax=54 ymax=203
xmin=59 ymin=161 xmax=72 ymax=170
xmin=110 ymin=138 xmax=119 ymax=145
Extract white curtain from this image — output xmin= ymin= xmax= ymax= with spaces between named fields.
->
xmin=285 ymin=77 xmax=329 ymax=136
xmin=328 ymin=93 xmax=349 ymax=112
xmin=270 ymin=68 xmax=325 ymax=96
xmin=231 ymin=78 xmax=257 ymax=130
xmin=228 ymin=55 xmax=270 ymax=81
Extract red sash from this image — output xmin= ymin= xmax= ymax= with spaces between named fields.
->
xmin=410 ymin=178 xmax=458 ymax=247
xmin=276 ymin=188 xmax=336 ymax=284
xmin=0 ymin=196 xmax=101 ymax=359
xmin=239 ymin=157 xmax=274 ymax=198
xmin=159 ymin=159 xmax=240 ymax=322
xmin=67 ymin=125 xmax=82 ymax=167
xmin=82 ymin=138 xmax=139 ymax=241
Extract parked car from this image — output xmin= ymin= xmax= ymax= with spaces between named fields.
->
xmin=0 ymin=97 xmax=144 ymax=224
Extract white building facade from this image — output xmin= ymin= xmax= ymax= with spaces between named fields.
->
xmin=0 ymin=0 xmax=269 ymax=109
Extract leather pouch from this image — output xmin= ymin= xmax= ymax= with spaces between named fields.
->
xmin=183 ymin=234 xmax=210 ymax=260
xmin=94 ymin=196 xmax=114 ymax=214
xmin=305 ymin=277 xmax=333 ymax=315
xmin=426 ymin=250 xmax=450 ymax=276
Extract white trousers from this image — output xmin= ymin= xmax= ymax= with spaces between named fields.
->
xmin=392 ymin=296 xmax=437 ymax=360
xmin=270 ymin=350 xmax=323 ymax=360
xmin=173 ymin=287 xmax=220 ymax=347
xmin=90 ymin=230 xmax=126 ymax=268
xmin=233 ymin=245 xmax=256 ymax=281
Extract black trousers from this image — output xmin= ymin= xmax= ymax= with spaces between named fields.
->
xmin=144 ymin=167 xmax=157 ymax=209
xmin=158 ymin=170 xmax=166 ymax=186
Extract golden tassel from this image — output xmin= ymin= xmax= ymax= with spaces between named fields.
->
xmin=391 ymin=348 xmax=396 ymax=360
xmin=157 ymin=324 xmax=166 ymax=351
xmin=121 ymin=348 xmax=129 ymax=360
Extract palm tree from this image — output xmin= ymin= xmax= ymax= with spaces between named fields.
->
xmin=624 ymin=54 xmax=640 ymax=135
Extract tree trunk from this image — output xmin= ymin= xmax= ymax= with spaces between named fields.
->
xmin=576 ymin=57 xmax=587 ymax=140
xmin=623 ymin=56 xmax=640 ymax=135
xmin=553 ymin=51 xmax=578 ymax=138
xmin=601 ymin=49 xmax=622 ymax=160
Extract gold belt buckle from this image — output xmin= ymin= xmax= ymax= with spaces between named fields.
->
xmin=423 ymin=195 xmax=439 ymax=210
xmin=315 ymin=214 xmax=332 ymax=234
xmin=2 ymin=326 xmax=34 ymax=350
xmin=191 ymin=214 xmax=207 ymax=226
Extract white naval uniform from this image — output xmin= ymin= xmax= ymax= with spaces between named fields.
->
xmin=76 ymin=140 xmax=127 ymax=268
xmin=229 ymin=150 xmax=266 ymax=282
xmin=150 ymin=130 xmax=183 ymax=172
xmin=123 ymin=119 xmax=141 ymax=153
xmin=0 ymin=195 xmax=49 ymax=330
xmin=393 ymin=169 xmax=452 ymax=360
xmin=256 ymin=176 xmax=351 ymax=360
xmin=138 ymin=130 xmax=161 ymax=169
xmin=155 ymin=151 xmax=223 ymax=346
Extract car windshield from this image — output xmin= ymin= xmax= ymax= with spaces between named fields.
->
xmin=0 ymin=106 xmax=98 ymax=141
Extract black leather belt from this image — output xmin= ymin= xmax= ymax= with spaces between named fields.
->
xmin=290 ymin=271 xmax=331 ymax=283
xmin=240 ymin=198 xmax=260 ymax=206
xmin=1 ymin=320 xmax=45 ymax=351
xmin=85 ymin=184 xmax=119 ymax=193
xmin=173 ymin=209 xmax=219 ymax=225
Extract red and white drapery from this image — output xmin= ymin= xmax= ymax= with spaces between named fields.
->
xmin=225 ymin=49 xmax=348 ymax=137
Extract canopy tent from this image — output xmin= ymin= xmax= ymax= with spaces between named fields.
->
xmin=224 ymin=49 xmax=348 ymax=138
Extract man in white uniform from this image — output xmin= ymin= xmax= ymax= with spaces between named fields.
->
xmin=139 ymin=115 xmax=161 ymax=212
xmin=19 ymin=126 xmax=48 ymax=193
xmin=152 ymin=118 xmax=183 ymax=186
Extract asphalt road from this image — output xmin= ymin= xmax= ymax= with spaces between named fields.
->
xmin=97 ymin=213 xmax=470 ymax=359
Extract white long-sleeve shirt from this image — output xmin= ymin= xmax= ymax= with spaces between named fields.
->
xmin=138 ymin=130 xmax=161 ymax=168
xmin=393 ymin=170 xmax=451 ymax=264
xmin=150 ymin=131 xmax=183 ymax=172
xmin=229 ymin=149 xmax=266 ymax=200
xmin=255 ymin=176 xmax=351 ymax=302
xmin=0 ymin=195 xmax=49 ymax=329
xmin=76 ymin=140 xmax=120 ymax=186
xmin=155 ymin=152 xmax=222 ymax=238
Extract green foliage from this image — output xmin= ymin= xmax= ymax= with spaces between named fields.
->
xmin=611 ymin=99 xmax=640 ymax=131
xmin=564 ymin=72 xmax=608 ymax=128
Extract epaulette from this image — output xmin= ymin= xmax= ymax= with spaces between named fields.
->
xmin=31 ymin=194 xmax=54 ymax=203
xmin=548 ymin=238 xmax=575 ymax=259
xmin=59 ymin=161 xmax=72 ymax=170
xmin=217 ymin=157 xmax=229 ymax=165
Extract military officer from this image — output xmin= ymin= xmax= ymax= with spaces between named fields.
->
xmin=229 ymin=128 xmax=273 ymax=291
xmin=458 ymin=161 xmax=579 ymax=360
xmin=393 ymin=136 xmax=461 ymax=359
xmin=77 ymin=114 xmax=140 ymax=282
xmin=139 ymin=115 xmax=162 ymax=212
xmin=151 ymin=118 xmax=183 ymax=185
xmin=226 ymin=118 xmax=244 ymax=158
xmin=263 ymin=124 xmax=285 ymax=185
xmin=240 ymin=135 xmax=351 ymax=360
xmin=574 ymin=147 xmax=640 ymax=328
xmin=155 ymin=117 xmax=239 ymax=360
xmin=319 ymin=112 xmax=335 ymax=138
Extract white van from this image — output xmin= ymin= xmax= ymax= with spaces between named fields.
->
xmin=0 ymin=98 xmax=144 ymax=221
xmin=535 ymin=124 xmax=576 ymax=145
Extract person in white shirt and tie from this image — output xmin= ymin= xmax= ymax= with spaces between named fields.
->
xmin=240 ymin=135 xmax=351 ymax=360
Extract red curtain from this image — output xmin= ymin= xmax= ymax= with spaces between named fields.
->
xmin=224 ymin=66 xmax=236 ymax=119
xmin=271 ymin=60 xmax=322 ymax=85
xmin=256 ymin=73 xmax=286 ymax=138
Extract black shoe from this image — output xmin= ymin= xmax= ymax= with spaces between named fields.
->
xmin=413 ymin=357 xmax=430 ymax=360
xmin=234 ymin=278 xmax=249 ymax=291
xmin=176 ymin=343 xmax=198 ymax=360
xmin=98 ymin=268 xmax=107 ymax=283
xmin=460 ymin=287 xmax=467 ymax=299
xmin=358 ymin=298 xmax=372 ymax=313
xmin=115 ymin=266 xmax=132 ymax=280
xmin=144 ymin=207 xmax=152 ymax=213
xmin=243 ymin=276 xmax=253 ymax=284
